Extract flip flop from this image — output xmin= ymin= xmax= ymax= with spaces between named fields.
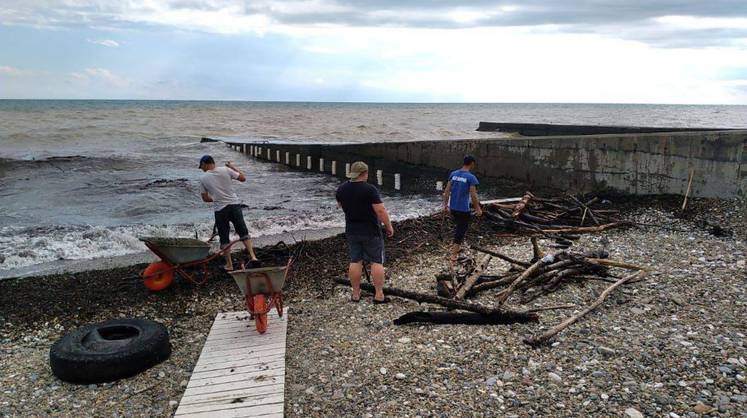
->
xmin=372 ymin=297 xmax=391 ymax=304
xmin=350 ymin=297 xmax=360 ymax=303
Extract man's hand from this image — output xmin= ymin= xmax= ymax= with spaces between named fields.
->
xmin=475 ymin=207 xmax=483 ymax=217
xmin=384 ymin=223 xmax=394 ymax=238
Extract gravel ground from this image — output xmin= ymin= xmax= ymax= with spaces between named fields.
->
xmin=1 ymin=197 xmax=745 ymax=417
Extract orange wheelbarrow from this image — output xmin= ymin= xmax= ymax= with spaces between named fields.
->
xmin=228 ymin=258 xmax=292 ymax=334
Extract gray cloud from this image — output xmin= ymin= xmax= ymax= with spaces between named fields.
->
xmin=1 ymin=1 xmax=746 ymax=48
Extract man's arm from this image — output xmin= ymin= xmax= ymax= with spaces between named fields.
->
xmin=225 ymin=162 xmax=246 ymax=182
xmin=442 ymin=181 xmax=452 ymax=211
xmin=201 ymin=191 xmax=213 ymax=202
xmin=469 ymin=185 xmax=482 ymax=216
xmin=372 ymin=203 xmax=394 ymax=237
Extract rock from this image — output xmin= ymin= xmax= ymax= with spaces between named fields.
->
xmin=731 ymin=395 xmax=747 ymax=403
xmin=502 ymin=370 xmax=515 ymax=381
xmin=597 ymin=346 xmax=616 ymax=357
xmin=693 ymin=402 xmax=713 ymax=414
xmin=397 ymin=337 xmax=412 ymax=344
xmin=485 ymin=377 xmax=497 ymax=386
xmin=718 ymin=365 xmax=735 ymax=375
xmin=624 ymin=407 xmax=644 ymax=418
xmin=395 ymin=373 xmax=406 ymax=380
xmin=380 ymin=367 xmax=387 ymax=375
xmin=158 ymin=372 xmax=166 ymax=378
xmin=592 ymin=370 xmax=606 ymax=378
xmin=548 ymin=372 xmax=562 ymax=384
xmin=169 ymin=400 xmax=178 ymax=407
xmin=180 ymin=380 xmax=188 ymax=388
xmin=304 ymin=387 xmax=316 ymax=395
xmin=332 ymin=389 xmax=344 ymax=399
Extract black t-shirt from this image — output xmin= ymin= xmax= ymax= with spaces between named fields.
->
xmin=335 ymin=180 xmax=383 ymax=236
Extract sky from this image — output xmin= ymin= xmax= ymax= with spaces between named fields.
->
xmin=1 ymin=1 xmax=747 ymax=103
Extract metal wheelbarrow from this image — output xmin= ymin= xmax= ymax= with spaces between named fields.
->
xmin=228 ymin=258 xmax=292 ymax=334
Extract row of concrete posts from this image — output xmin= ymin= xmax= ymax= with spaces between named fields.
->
xmin=227 ymin=143 xmax=402 ymax=190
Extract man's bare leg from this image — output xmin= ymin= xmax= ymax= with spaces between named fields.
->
xmin=242 ymin=239 xmax=258 ymax=261
xmin=223 ymin=250 xmax=233 ymax=270
xmin=348 ymin=261 xmax=363 ymax=300
xmin=370 ymin=263 xmax=385 ymax=301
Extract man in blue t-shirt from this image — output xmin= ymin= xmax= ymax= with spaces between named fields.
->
xmin=443 ymin=155 xmax=482 ymax=254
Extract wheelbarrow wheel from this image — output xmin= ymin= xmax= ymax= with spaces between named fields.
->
xmin=142 ymin=261 xmax=174 ymax=291
xmin=253 ymin=294 xmax=268 ymax=334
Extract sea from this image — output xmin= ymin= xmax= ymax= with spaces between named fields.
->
xmin=1 ymin=100 xmax=746 ymax=278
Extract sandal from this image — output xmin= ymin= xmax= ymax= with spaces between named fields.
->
xmin=372 ymin=297 xmax=391 ymax=304
xmin=350 ymin=297 xmax=360 ymax=303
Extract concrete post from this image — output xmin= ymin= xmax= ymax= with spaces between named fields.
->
xmin=345 ymin=163 xmax=351 ymax=177
xmin=266 ymin=148 xmax=271 ymax=160
xmin=376 ymin=170 xmax=383 ymax=186
xmin=257 ymin=147 xmax=262 ymax=158
xmin=296 ymin=154 xmax=301 ymax=167
xmin=331 ymin=161 xmax=337 ymax=176
xmin=307 ymin=156 xmax=312 ymax=170
xmin=242 ymin=144 xmax=247 ymax=153
xmin=276 ymin=150 xmax=281 ymax=162
xmin=319 ymin=158 xmax=324 ymax=172
xmin=395 ymin=173 xmax=401 ymax=190
xmin=436 ymin=181 xmax=443 ymax=191
xmin=285 ymin=152 xmax=290 ymax=165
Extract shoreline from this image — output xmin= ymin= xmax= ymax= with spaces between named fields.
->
xmin=1 ymin=195 xmax=745 ymax=417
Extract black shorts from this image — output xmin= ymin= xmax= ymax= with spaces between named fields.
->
xmin=347 ymin=234 xmax=385 ymax=264
xmin=451 ymin=210 xmax=471 ymax=244
xmin=214 ymin=204 xmax=250 ymax=247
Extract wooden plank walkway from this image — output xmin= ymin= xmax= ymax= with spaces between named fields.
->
xmin=175 ymin=309 xmax=288 ymax=418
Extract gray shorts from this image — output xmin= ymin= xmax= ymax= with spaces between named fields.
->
xmin=347 ymin=234 xmax=385 ymax=264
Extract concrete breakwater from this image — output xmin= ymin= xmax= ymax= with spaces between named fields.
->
xmin=206 ymin=124 xmax=747 ymax=198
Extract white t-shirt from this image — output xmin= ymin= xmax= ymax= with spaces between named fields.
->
xmin=199 ymin=167 xmax=241 ymax=211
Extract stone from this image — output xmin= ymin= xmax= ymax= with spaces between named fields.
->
xmin=548 ymin=372 xmax=562 ymax=384
xmin=597 ymin=346 xmax=616 ymax=357
xmin=398 ymin=337 xmax=412 ymax=344
xmin=395 ymin=373 xmax=406 ymax=380
xmin=485 ymin=377 xmax=498 ymax=386
xmin=380 ymin=367 xmax=387 ymax=375
xmin=592 ymin=370 xmax=607 ymax=378
xmin=332 ymin=389 xmax=344 ymax=399
xmin=502 ymin=370 xmax=515 ymax=381
xmin=169 ymin=400 xmax=178 ymax=407
xmin=624 ymin=407 xmax=643 ymax=418
xmin=693 ymin=402 xmax=712 ymax=414
xmin=158 ymin=372 xmax=165 ymax=379
xmin=718 ymin=365 xmax=735 ymax=375
xmin=180 ymin=380 xmax=188 ymax=388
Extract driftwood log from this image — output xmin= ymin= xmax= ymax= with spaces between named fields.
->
xmin=454 ymin=254 xmax=491 ymax=300
xmin=333 ymin=278 xmax=539 ymax=322
xmin=523 ymin=270 xmax=645 ymax=346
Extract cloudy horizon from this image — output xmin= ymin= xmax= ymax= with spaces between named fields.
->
xmin=1 ymin=1 xmax=746 ymax=104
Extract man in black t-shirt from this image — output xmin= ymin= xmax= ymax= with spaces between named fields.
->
xmin=336 ymin=161 xmax=394 ymax=303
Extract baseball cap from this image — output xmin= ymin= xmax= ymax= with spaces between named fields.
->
xmin=347 ymin=161 xmax=369 ymax=178
xmin=199 ymin=155 xmax=215 ymax=168
xmin=464 ymin=155 xmax=476 ymax=165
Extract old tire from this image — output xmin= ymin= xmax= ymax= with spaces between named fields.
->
xmin=49 ymin=318 xmax=171 ymax=384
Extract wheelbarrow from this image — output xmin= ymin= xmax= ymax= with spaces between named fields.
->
xmin=139 ymin=236 xmax=245 ymax=291
xmin=227 ymin=258 xmax=292 ymax=334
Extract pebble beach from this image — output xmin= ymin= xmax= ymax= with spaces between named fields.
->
xmin=1 ymin=196 xmax=745 ymax=417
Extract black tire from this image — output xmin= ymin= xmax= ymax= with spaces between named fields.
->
xmin=49 ymin=318 xmax=171 ymax=384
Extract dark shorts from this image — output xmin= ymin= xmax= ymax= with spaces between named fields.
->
xmin=451 ymin=210 xmax=471 ymax=244
xmin=214 ymin=204 xmax=250 ymax=247
xmin=346 ymin=233 xmax=385 ymax=264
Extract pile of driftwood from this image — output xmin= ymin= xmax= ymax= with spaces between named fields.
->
xmin=333 ymin=236 xmax=646 ymax=347
xmin=484 ymin=193 xmax=626 ymax=242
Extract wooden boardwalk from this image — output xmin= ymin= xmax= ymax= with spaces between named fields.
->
xmin=174 ymin=309 xmax=288 ymax=418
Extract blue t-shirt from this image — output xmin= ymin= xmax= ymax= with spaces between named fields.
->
xmin=448 ymin=169 xmax=479 ymax=212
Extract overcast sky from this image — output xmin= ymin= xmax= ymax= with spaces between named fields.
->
xmin=1 ymin=1 xmax=747 ymax=103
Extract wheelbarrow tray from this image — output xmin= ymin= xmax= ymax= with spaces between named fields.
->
xmin=229 ymin=266 xmax=286 ymax=296
xmin=140 ymin=237 xmax=210 ymax=264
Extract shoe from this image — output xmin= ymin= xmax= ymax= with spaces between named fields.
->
xmin=350 ymin=297 xmax=360 ymax=303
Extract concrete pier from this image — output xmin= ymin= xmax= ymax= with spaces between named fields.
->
xmin=212 ymin=123 xmax=747 ymax=198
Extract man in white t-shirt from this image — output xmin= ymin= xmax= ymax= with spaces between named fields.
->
xmin=199 ymin=155 xmax=259 ymax=270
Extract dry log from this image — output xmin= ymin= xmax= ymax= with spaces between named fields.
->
xmin=530 ymin=237 xmax=544 ymax=261
xmin=512 ymin=192 xmax=534 ymax=219
xmin=541 ymin=222 xmax=623 ymax=234
xmin=466 ymin=273 xmax=518 ymax=297
xmin=523 ymin=270 xmax=645 ymax=346
xmin=496 ymin=258 xmax=547 ymax=305
xmin=584 ymin=258 xmax=646 ymax=271
xmin=472 ymin=245 xmax=530 ymax=268
xmin=455 ymin=254 xmax=491 ymax=300
xmin=333 ymin=278 xmax=539 ymax=322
